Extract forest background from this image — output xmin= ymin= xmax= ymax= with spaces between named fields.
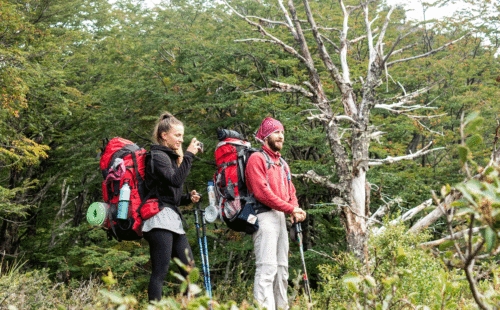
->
xmin=1 ymin=0 xmax=500 ymax=309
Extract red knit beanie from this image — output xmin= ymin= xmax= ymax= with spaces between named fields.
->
xmin=255 ymin=117 xmax=284 ymax=144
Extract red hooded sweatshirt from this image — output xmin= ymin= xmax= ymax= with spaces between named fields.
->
xmin=245 ymin=145 xmax=299 ymax=214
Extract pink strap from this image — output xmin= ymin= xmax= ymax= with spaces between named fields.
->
xmin=105 ymin=160 xmax=126 ymax=183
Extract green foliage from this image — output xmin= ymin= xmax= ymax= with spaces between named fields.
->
xmin=429 ymin=111 xmax=500 ymax=308
xmin=0 ymin=260 xmax=104 ymax=309
xmin=0 ymin=181 xmax=36 ymax=217
xmin=315 ymin=224 xmax=475 ymax=309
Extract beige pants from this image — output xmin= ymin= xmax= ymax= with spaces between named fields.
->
xmin=253 ymin=210 xmax=289 ymax=310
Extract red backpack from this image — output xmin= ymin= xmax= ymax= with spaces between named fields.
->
xmin=100 ymin=137 xmax=159 ymax=241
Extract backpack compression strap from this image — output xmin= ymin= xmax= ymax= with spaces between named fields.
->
xmin=130 ymin=151 xmax=145 ymax=201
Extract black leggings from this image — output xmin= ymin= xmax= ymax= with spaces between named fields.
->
xmin=144 ymin=229 xmax=194 ymax=302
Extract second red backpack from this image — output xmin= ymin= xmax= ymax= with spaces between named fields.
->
xmin=100 ymin=137 xmax=159 ymax=241
xmin=213 ymin=130 xmax=262 ymax=234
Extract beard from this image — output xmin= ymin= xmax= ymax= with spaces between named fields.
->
xmin=267 ymin=136 xmax=284 ymax=152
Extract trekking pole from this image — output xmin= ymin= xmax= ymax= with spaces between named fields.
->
xmin=296 ymin=222 xmax=313 ymax=304
xmin=200 ymin=208 xmax=213 ymax=303
xmin=194 ymin=206 xmax=209 ymax=294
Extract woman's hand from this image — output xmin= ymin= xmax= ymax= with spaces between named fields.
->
xmin=186 ymin=138 xmax=202 ymax=155
xmin=190 ymin=190 xmax=201 ymax=203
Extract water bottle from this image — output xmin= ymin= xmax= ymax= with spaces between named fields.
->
xmin=117 ymin=182 xmax=131 ymax=219
xmin=205 ymin=181 xmax=219 ymax=223
xmin=207 ymin=181 xmax=217 ymax=207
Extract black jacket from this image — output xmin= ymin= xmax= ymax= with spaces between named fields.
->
xmin=145 ymin=144 xmax=194 ymax=208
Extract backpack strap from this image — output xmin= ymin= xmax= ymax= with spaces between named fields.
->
xmin=150 ymin=150 xmax=159 ymax=175
xmin=259 ymin=150 xmax=274 ymax=170
xmin=237 ymin=149 xmax=246 ymax=184
xmin=216 ymin=140 xmax=251 ymax=149
xmin=218 ymin=160 xmax=237 ymax=169
xmin=107 ymin=203 xmax=121 ymax=242
xmin=130 ymin=151 xmax=144 ymax=200
xmin=101 ymin=138 xmax=109 ymax=155
xmin=259 ymin=150 xmax=274 ymax=187
xmin=279 ymin=157 xmax=292 ymax=190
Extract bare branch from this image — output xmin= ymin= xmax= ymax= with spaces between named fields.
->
xmin=367 ymin=130 xmax=386 ymax=144
xmin=347 ymin=203 xmax=381 ymax=224
xmin=246 ymin=16 xmax=290 ymax=28
xmin=406 ymin=113 xmax=446 ymax=136
xmin=464 ymin=240 xmax=489 ymax=310
xmin=302 ymin=81 xmax=320 ymax=98
xmin=372 ymin=199 xmax=432 ymax=234
xmin=420 ymin=226 xmax=486 ymax=248
xmin=304 ymin=26 xmax=342 ymax=33
xmin=398 ymin=198 xmax=433 ymax=222
xmin=349 ymin=27 xmax=379 ymax=44
xmin=375 ymin=7 xmax=395 ymax=52
xmin=460 ymin=112 xmax=472 ymax=178
xmin=374 ymin=84 xmax=440 ymax=113
xmin=277 ymin=0 xmax=298 ymax=39
xmin=49 ymin=180 xmax=78 ymax=250
xmin=320 ymin=34 xmax=340 ymax=53
xmin=382 ymin=27 xmax=421 ymax=64
xmin=409 ymin=191 xmax=461 ymax=234
xmin=309 ymin=249 xmax=335 ymax=261
xmin=387 ymin=33 xmax=471 ymax=67
xmin=404 ymin=113 xmax=447 ymax=120
xmin=292 ymin=170 xmax=343 ymax=192
xmin=362 ymin=1 xmax=376 ymax=76
xmin=386 ymin=42 xmax=418 ymax=59
xmin=368 ymin=142 xmax=444 ymax=166
xmin=307 ymin=112 xmax=356 ymax=124
xmin=339 ymin=0 xmax=353 ymax=84
xmin=269 ymin=80 xmax=314 ymax=98
xmin=286 ymin=0 xmax=329 ymax=103
xmin=301 ymin=0 xmax=343 ymax=84
xmin=234 ymin=38 xmax=307 ymax=63
xmin=367 ymin=197 xmax=402 ymax=228
xmin=223 ymin=1 xmax=308 ymax=64
xmin=30 ymin=171 xmax=63 ymax=205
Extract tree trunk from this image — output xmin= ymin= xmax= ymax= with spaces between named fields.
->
xmin=406 ymin=133 xmax=422 ymax=154
xmin=341 ymin=128 xmax=370 ymax=260
xmin=342 ymin=169 xmax=369 ymax=260
xmin=0 ymin=220 xmax=8 ymax=253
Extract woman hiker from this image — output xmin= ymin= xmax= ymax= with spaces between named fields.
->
xmin=142 ymin=112 xmax=202 ymax=302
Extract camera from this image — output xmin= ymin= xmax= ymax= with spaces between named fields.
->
xmin=198 ymin=142 xmax=204 ymax=153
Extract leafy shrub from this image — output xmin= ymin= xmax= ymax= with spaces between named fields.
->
xmin=315 ymin=224 xmax=477 ymax=309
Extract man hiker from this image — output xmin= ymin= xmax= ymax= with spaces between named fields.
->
xmin=245 ymin=117 xmax=307 ymax=310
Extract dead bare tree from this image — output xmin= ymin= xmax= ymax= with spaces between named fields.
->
xmin=224 ymin=0 xmax=468 ymax=259
xmin=48 ymin=179 xmax=77 ymax=250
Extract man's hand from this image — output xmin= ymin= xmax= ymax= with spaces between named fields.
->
xmin=291 ymin=207 xmax=306 ymax=223
xmin=190 ymin=190 xmax=201 ymax=203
